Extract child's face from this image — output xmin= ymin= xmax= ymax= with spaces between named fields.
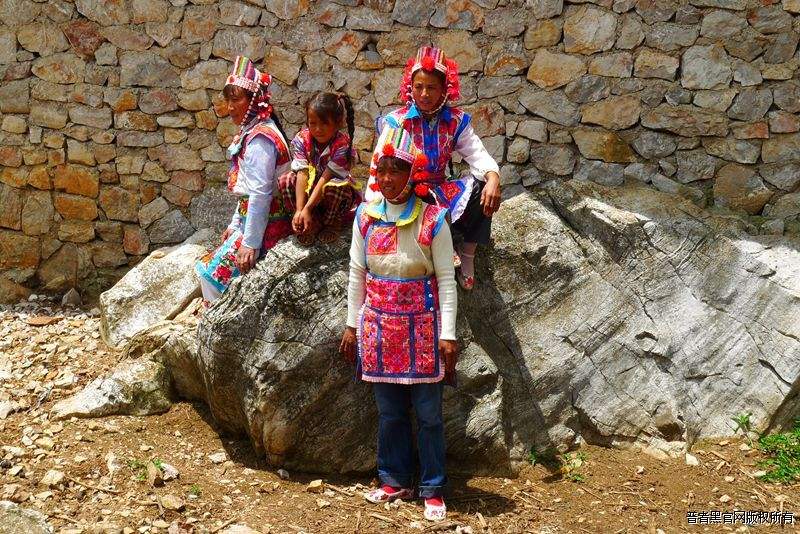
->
xmin=412 ymin=70 xmax=445 ymax=114
xmin=377 ymin=161 xmax=412 ymax=204
xmin=307 ymin=109 xmax=339 ymax=145
xmin=225 ymin=93 xmax=250 ymax=125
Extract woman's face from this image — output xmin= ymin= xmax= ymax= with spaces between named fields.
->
xmin=307 ymin=109 xmax=339 ymax=145
xmin=225 ymin=92 xmax=250 ymax=125
xmin=411 ymin=70 xmax=445 ymax=113
xmin=377 ymin=162 xmax=412 ymax=204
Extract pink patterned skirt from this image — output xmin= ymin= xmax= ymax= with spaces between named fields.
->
xmin=357 ymin=273 xmax=444 ymax=384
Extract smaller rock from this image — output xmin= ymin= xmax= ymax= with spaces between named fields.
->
xmin=146 ymin=462 xmax=163 ymax=487
xmin=39 ymin=469 xmax=65 ymax=487
xmin=161 ymin=463 xmax=179 ymax=481
xmin=762 ymin=219 xmax=784 ymax=235
xmin=61 ymin=288 xmax=82 ymax=307
xmin=208 ymin=452 xmax=227 ymax=465
xmin=685 ymin=453 xmax=699 ymax=466
xmin=277 ymin=469 xmax=290 ymax=480
xmin=316 ymin=498 xmax=331 ymax=509
xmin=160 ymin=494 xmax=184 ymax=511
xmin=307 ymin=479 xmax=324 ymax=493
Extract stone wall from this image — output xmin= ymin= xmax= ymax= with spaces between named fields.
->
xmin=2 ymin=0 xmax=800 ymax=295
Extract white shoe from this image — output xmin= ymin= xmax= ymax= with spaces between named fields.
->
xmin=423 ymin=498 xmax=446 ymax=521
xmin=364 ymin=486 xmax=413 ymax=504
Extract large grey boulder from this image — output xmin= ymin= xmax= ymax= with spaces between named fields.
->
xmin=99 ymin=229 xmax=215 ymax=348
xmin=98 ymin=180 xmax=800 ymax=474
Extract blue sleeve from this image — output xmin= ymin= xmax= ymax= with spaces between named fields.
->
xmin=432 ymin=208 xmax=448 ymax=238
xmin=454 ymin=113 xmax=471 ymax=144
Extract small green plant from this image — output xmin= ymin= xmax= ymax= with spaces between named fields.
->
xmin=126 ymin=458 xmax=146 ymax=481
xmin=126 ymin=458 xmax=145 ymax=470
xmin=560 ymin=452 xmax=587 ymax=483
xmin=757 ymin=420 xmax=800 ymax=484
xmin=189 ymin=484 xmax=202 ymax=497
xmin=731 ymin=412 xmax=753 ymax=437
xmin=152 ymin=458 xmax=164 ymax=470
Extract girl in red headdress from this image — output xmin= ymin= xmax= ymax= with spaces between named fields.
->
xmin=364 ymin=46 xmax=502 ymax=291
xmin=341 ymin=126 xmax=458 ymax=522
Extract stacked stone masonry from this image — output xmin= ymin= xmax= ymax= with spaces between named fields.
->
xmin=3 ymin=0 xmax=800 ymax=292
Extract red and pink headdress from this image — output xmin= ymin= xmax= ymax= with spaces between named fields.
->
xmin=399 ymin=46 xmax=461 ymax=106
xmin=369 ymin=127 xmax=432 ymax=198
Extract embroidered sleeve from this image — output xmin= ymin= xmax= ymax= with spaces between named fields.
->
xmin=239 ymin=136 xmax=277 ymax=250
xmin=289 ymin=130 xmax=310 ymax=173
xmin=418 ymin=205 xmax=448 ymax=246
xmin=355 ymin=202 xmax=372 ymax=238
xmin=327 ymin=132 xmax=352 ymax=179
xmin=454 ymin=122 xmax=500 ymax=181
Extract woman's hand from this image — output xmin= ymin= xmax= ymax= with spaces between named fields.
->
xmin=440 ymin=339 xmax=459 ymax=384
xmin=292 ymin=208 xmax=314 ymax=235
xmin=481 ymin=172 xmax=502 ymax=217
xmin=220 ymin=227 xmax=234 ymax=244
xmin=339 ymin=326 xmax=357 ymax=363
xmin=235 ymin=245 xmax=257 ymax=273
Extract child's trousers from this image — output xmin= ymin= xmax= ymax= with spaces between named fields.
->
xmin=277 ymin=172 xmax=356 ymax=227
xmin=372 ymin=382 xmax=446 ymax=498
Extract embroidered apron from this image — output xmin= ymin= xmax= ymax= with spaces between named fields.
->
xmin=355 ymin=198 xmax=448 ymax=384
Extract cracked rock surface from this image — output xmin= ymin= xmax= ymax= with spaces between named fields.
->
xmin=105 ymin=180 xmax=800 ymax=474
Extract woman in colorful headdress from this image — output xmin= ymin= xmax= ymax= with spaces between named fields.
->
xmin=340 ymin=126 xmax=458 ymax=522
xmin=365 ymin=45 xmax=502 ymax=291
xmin=195 ymin=55 xmax=293 ymax=303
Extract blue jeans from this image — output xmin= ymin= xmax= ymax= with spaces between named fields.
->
xmin=372 ymin=382 xmax=446 ymax=498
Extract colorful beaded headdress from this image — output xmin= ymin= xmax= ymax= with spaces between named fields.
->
xmin=399 ymin=46 xmax=461 ymax=106
xmin=226 ymin=55 xmax=274 ymax=125
xmin=369 ymin=127 xmax=431 ymax=198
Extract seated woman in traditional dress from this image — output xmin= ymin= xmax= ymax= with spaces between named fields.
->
xmin=365 ymin=46 xmax=502 ymax=290
xmin=195 ymin=56 xmax=293 ymax=303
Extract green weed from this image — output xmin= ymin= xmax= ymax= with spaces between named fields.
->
xmin=757 ymin=420 xmax=800 ymax=484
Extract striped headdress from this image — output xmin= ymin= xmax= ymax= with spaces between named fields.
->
xmin=369 ymin=127 xmax=432 ymax=197
xmin=226 ymin=56 xmax=271 ymax=93
xmin=225 ymin=56 xmax=275 ymax=125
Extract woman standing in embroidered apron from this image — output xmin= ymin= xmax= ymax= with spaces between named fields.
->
xmin=340 ymin=127 xmax=458 ymax=522
xmin=195 ymin=56 xmax=293 ymax=303
xmin=364 ymin=46 xmax=502 ymax=291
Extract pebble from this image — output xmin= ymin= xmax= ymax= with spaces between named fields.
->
xmin=685 ymin=453 xmax=700 ymax=466
xmin=208 ymin=452 xmax=227 ymax=464
xmin=160 ymin=493 xmax=185 ymax=511
xmin=39 ymin=469 xmax=65 ymax=487
xmin=277 ymin=468 xmax=289 ymax=480
xmin=61 ymin=288 xmax=82 ymax=307
xmin=306 ymin=479 xmax=324 ymax=493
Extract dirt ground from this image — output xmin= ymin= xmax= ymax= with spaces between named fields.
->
xmin=1 ymin=299 xmax=799 ymax=533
